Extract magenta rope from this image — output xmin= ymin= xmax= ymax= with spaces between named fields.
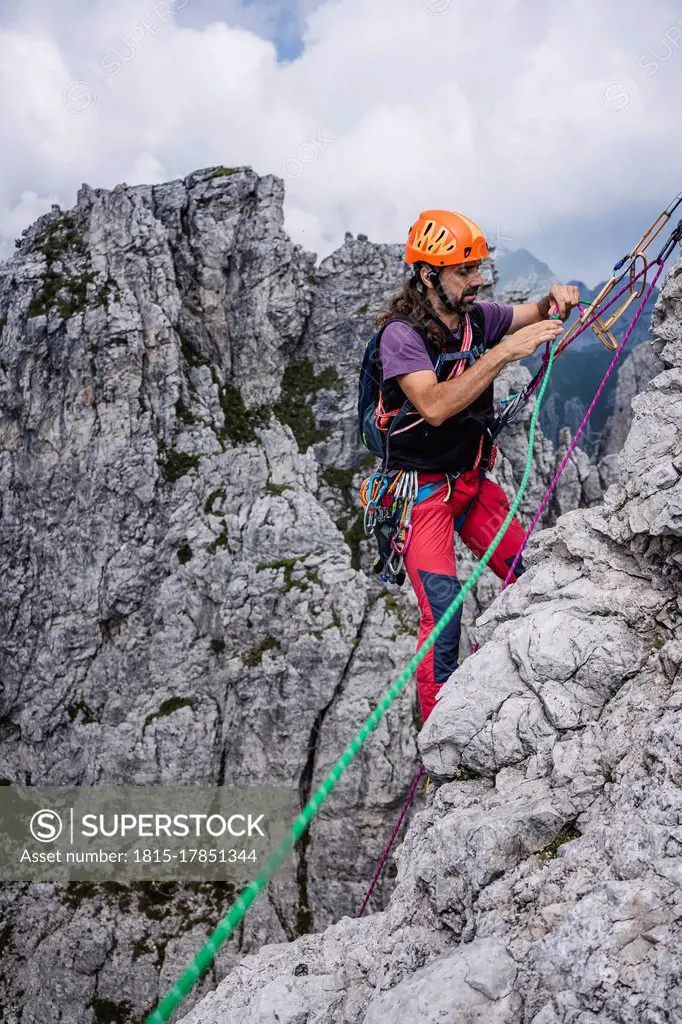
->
xmin=358 ymin=763 xmax=425 ymax=916
xmin=500 ymin=259 xmax=665 ymax=591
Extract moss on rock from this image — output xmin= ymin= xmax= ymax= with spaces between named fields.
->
xmin=157 ymin=441 xmax=200 ymax=483
xmin=27 ymin=214 xmax=98 ymax=320
xmin=537 ymin=823 xmax=582 ymax=863
xmin=204 ymin=487 xmax=226 ymax=515
xmin=256 ymin=556 xmax=312 ymax=593
xmin=90 ymin=996 xmax=134 ymax=1023
xmin=243 ymin=635 xmax=280 ymax=667
xmin=144 ymin=697 xmax=197 ymax=730
xmin=218 ymin=381 xmax=271 ymax=445
xmin=66 ymin=700 xmax=97 ymax=724
xmin=208 ymin=166 xmax=239 ymax=178
xmin=273 ymin=359 xmax=344 ymax=453
xmin=207 ymin=523 xmax=231 ymax=554
xmin=177 ymin=541 xmax=193 ymax=564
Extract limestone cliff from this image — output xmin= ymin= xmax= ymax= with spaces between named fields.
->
xmin=0 ymin=167 xmax=627 ymax=1022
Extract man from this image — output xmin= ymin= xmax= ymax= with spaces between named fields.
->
xmin=374 ymin=209 xmax=580 ymax=725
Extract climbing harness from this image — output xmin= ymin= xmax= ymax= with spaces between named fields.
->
xmin=145 ymin=206 xmax=682 ymax=1024
xmin=360 ymin=468 xmax=465 ymax=586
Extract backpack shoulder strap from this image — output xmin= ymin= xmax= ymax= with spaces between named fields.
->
xmin=372 ymin=318 xmax=425 ymax=457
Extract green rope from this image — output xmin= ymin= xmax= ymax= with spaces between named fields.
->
xmin=145 ymin=337 xmax=559 ymax=1024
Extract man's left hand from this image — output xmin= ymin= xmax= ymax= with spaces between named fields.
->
xmin=547 ymin=284 xmax=581 ymax=321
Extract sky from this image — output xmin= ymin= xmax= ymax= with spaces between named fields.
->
xmin=1 ymin=0 xmax=682 ymax=286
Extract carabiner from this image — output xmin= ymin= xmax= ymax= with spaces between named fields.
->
xmin=393 ymin=521 xmax=413 ymax=556
xmin=369 ymin=473 xmax=388 ymax=504
xmin=364 ymin=504 xmax=377 ymax=536
xmin=391 ymin=527 xmax=405 ymax=555
xmin=386 ymin=548 xmax=404 ymax=579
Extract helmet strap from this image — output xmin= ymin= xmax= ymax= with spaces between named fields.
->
xmin=431 ymin=269 xmax=458 ymax=314
xmin=412 ymin=265 xmax=458 ymax=341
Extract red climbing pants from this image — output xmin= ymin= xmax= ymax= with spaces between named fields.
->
xmin=401 ymin=469 xmax=526 ymax=727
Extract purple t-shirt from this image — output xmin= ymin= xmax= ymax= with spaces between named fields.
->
xmin=379 ymin=302 xmax=513 ymax=381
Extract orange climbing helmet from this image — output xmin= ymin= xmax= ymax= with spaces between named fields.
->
xmin=405 ymin=209 xmax=488 ymax=267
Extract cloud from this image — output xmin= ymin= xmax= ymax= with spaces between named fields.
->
xmin=1 ymin=0 xmax=681 ymax=283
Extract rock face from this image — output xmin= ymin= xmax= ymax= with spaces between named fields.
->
xmin=179 ymin=252 xmax=682 ymax=1023
xmin=599 ymin=342 xmax=658 ymax=470
xmin=0 ymin=167 xmax=623 ymax=1023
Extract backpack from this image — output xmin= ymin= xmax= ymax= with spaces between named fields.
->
xmin=358 ymin=323 xmax=393 ymax=462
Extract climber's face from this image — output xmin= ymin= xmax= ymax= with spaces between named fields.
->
xmin=440 ymin=261 xmax=484 ymax=304
xmin=420 ymin=260 xmax=484 ymax=316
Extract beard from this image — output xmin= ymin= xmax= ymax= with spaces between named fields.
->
xmin=438 ymin=284 xmax=479 ymax=317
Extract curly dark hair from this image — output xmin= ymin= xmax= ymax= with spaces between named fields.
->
xmin=374 ymin=263 xmax=451 ymax=350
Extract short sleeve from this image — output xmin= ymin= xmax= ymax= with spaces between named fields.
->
xmin=475 ymin=301 xmax=513 ymax=348
xmin=379 ymin=321 xmax=434 ymax=380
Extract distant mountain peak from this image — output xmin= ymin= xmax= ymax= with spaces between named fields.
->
xmin=494 ymin=247 xmax=558 ymax=303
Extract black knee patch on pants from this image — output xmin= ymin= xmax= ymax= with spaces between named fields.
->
xmin=505 ymin=553 xmax=526 ymax=577
xmin=418 ymin=570 xmax=463 ymax=684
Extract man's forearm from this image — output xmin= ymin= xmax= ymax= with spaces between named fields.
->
xmin=397 ymin=320 xmax=565 ymax=426
xmin=428 ymin=345 xmax=510 ymax=426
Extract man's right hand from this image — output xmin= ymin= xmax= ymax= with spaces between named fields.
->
xmin=501 ymin=319 xmax=564 ymax=362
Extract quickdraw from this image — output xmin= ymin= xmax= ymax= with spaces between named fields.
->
xmin=493 ymin=191 xmax=682 ymax=438
xmin=361 ymin=471 xmax=390 ymax=535
xmin=389 ymin=470 xmax=418 ymax=556
xmin=555 ymin=189 xmax=682 ymax=357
